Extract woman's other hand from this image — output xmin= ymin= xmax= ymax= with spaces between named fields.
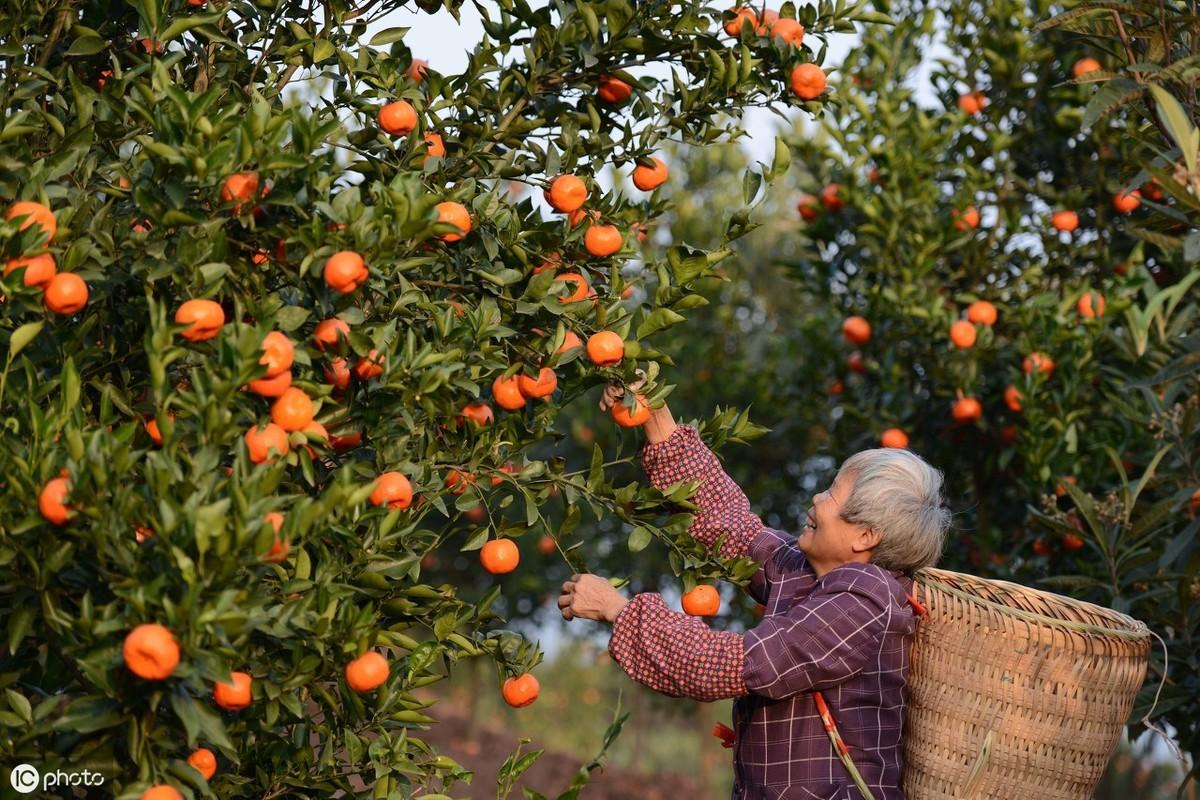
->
xmin=599 ymin=375 xmax=677 ymax=444
xmin=559 ymin=574 xmax=629 ymax=623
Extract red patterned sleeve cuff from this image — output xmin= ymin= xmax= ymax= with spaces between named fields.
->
xmin=640 ymin=424 xmax=710 ymax=486
xmin=608 ymin=593 xmax=748 ymax=702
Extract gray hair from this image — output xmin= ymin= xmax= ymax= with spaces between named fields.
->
xmin=836 ymin=448 xmax=949 ymax=574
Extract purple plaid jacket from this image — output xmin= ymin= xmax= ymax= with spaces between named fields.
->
xmin=609 ymin=426 xmax=916 ymax=800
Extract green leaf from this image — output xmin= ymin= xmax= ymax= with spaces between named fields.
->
xmin=5 ymin=689 xmax=31 ymax=723
xmin=273 ymin=305 xmax=311 ymax=332
xmin=627 ymin=526 xmax=651 ymax=552
xmin=65 ymin=36 xmax=108 ymax=56
xmin=170 ymin=690 xmax=233 ymax=749
xmin=369 ymin=27 xmax=410 ymax=46
xmin=8 ymin=321 xmax=43 ymax=357
xmin=636 ymin=308 xmax=686 ymax=339
xmin=1149 ymin=84 xmax=1198 ymax=176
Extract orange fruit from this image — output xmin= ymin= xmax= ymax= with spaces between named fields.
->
xmin=324 ymin=251 xmax=369 ymax=293
xmin=213 ymin=671 xmax=253 ymax=710
xmin=723 ymin=6 xmax=757 ymax=36
xmin=567 ymin=207 xmax=600 ymax=228
xmin=329 ymin=429 xmax=362 ymax=451
xmin=4 ymin=252 xmax=56 ymax=288
xmin=820 ymin=183 xmax=843 ymax=211
xmin=123 ymin=623 xmax=180 ymax=680
xmin=829 ymin=379 xmax=844 ymax=395
xmin=1188 ymin=488 xmax=1200 ymax=516
xmin=140 ymin=786 xmax=183 ymax=800
xmin=537 ymin=535 xmax=556 ymax=555
xmin=346 ymin=651 xmax=389 ymax=692
xmin=518 ymin=367 xmax=557 ymax=398
xmin=245 ymin=422 xmax=290 ymax=463
xmin=262 ymin=512 xmax=289 ymax=563
xmin=1051 ymin=210 xmax=1079 ymax=232
xmin=587 ymin=331 xmax=625 ymax=366
xmin=435 ymin=201 xmax=471 ymax=242
xmin=682 ymin=585 xmax=720 ymax=616
xmin=880 ymin=428 xmax=909 ymax=449
xmin=248 ymin=369 xmax=292 ymax=397
xmin=556 ymin=330 xmax=584 ymax=353
xmin=796 ymin=194 xmax=820 ymax=221
xmin=271 ymin=387 xmax=315 ymax=432
xmin=632 ymin=157 xmax=669 ymax=191
xmin=325 ymin=358 xmax=352 ymax=391
xmin=502 ymin=673 xmax=540 ymax=707
xmin=260 ymin=331 xmax=295 ymax=377
xmin=953 ymin=206 xmax=980 ymax=231
xmin=1112 ymin=190 xmax=1140 ymax=214
xmin=957 ymin=90 xmax=986 ymax=115
xmin=546 ymin=175 xmax=588 ymax=213
xmin=1142 ymin=178 xmax=1165 ymax=201
xmin=370 ymin=472 xmax=414 ymax=509
xmin=480 ymin=538 xmax=519 ymax=574
xmin=134 ymin=524 xmax=155 ymax=543
xmin=1072 ymin=57 xmax=1101 ymax=78
xmin=423 ymin=132 xmax=445 ymax=162
xmin=461 ymin=402 xmax=494 ymax=427
xmin=789 ymin=63 xmax=826 ymax=100
xmin=493 ymin=374 xmax=527 ymax=410
xmin=490 ymin=462 xmax=518 ymax=486
xmin=187 ymin=748 xmax=217 ymax=781
xmin=7 ymin=200 xmax=57 ymax=243
xmin=313 ymin=318 xmax=351 ymax=351
xmin=949 ymin=319 xmax=977 ymax=349
xmin=1023 ymin=351 xmax=1055 ymax=376
xmin=1062 ymin=533 xmax=1085 ymax=551
xmin=1004 ymin=385 xmax=1023 ymax=413
xmin=951 ymin=396 xmax=983 ymax=423
xmin=754 ymin=8 xmax=779 ymax=34
xmin=584 ymin=224 xmax=623 ymax=257
xmin=965 ymin=300 xmax=997 ymax=326
xmin=1054 ymin=476 xmax=1077 ymax=497
xmin=221 ymin=171 xmax=260 ymax=212
xmin=43 ymin=273 xmax=88 ymax=315
xmin=407 ymin=58 xmax=428 ymax=81
xmin=841 ymin=315 xmax=871 ymax=345
xmin=176 ymin=299 xmax=225 ymax=341
xmin=553 ymin=272 xmax=591 ymax=303
xmin=597 ymin=75 xmax=632 ymax=104
xmin=353 ymin=349 xmax=385 ymax=381
xmin=1032 ymin=538 xmax=1051 ymax=556
xmin=378 ymin=100 xmax=418 ymax=135
xmin=611 ymin=395 xmax=651 ymax=427
xmin=39 ymin=476 xmax=71 ymax=525
xmin=445 ymin=469 xmax=477 ymax=495
xmin=769 ymin=18 xmax=804 ymax=46
xmin=999 ymin=424 xmax=1019 ymax=446
xmin=1077 ymin=291 xmax=1105 ymax=318
xmin=144 ymin=413 xmax=174 ymax=446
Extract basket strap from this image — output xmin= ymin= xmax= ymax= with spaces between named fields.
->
xmin=813 ymin=691 xmax=878 ymax=800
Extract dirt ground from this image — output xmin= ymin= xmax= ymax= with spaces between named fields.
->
xmin=419 ymin=705 xmax=711 ymax=799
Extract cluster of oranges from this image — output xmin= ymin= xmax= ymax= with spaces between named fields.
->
xmin=4 ymin=201 xmax=89 ymax=314
xmin=121 ymin=622 xmax=393 ymax=796
xmin=722 ymin=6 xmax=826 ymax=100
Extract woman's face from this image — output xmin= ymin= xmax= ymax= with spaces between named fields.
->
xmin=798 ymin=471 xmax=872 ymax=575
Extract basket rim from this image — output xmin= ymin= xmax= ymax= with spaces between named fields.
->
xmin=913 ymin=567 xmax=1150 ymax=642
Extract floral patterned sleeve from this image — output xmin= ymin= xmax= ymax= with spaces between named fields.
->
xmin=608 ymin=593 xmax=748 ymax=702
xmin=640 ymin=425 xmax=765 ymax=560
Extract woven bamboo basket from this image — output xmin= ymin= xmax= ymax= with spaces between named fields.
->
xmin=903 ymin=568 xmax=1151 ymax=800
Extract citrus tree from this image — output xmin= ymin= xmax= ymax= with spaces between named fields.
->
xmin=0 ymin=0 xmax=893 ymax=795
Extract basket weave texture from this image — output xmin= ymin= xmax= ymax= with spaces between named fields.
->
xmin=902 ymin=568 xmax=1151 ymax=800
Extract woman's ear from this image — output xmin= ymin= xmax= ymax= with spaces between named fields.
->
xmin=851 ymin=526 xmax=883 ymax=554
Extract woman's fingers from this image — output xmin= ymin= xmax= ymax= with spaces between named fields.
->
xmin=558 ymin=587 xmax=575 ymax=621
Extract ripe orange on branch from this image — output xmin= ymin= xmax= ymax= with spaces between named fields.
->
xmin=260 ymin=331 xmax=295 ymax=377
xmin=957 ymin=90 xmax=987 ymax=115
xmin=796 ymin=194 xmax=820 ymax=221
xmin=1077 ymin=291 xmax=1105 ymax=318
xmin=587 ymin=331 xmax=625 ymax=366
xmin=378 ymin=99 xmax=418 ymax=135
xmin=435 ymin=201 xmax=472 ymax=242
xmin=502 ymin=673 xmax=540 ymax=707
xmin=461 ymin=402 xmax=494 ymax=427
xmin=953 ymin=206 xmax=980 ymax=231
xmin=951 ymin=396 xmax=983 ymax=423
xmin=597 ymin=75 xmax=633 ymax=104
xmin=6 ymin=200 xmax=57 ymax=243
xmin=346 ymin=651 xmax=389 ymax=693
xmin=949 ymin=319 xmax=977 ymax=349
xmin=553 ymin=272 xmax=592 ymax=303
xmin=842 ymin=315 xmax=871 ymax=345
xmin=1004 ymin=385 xmax=1023 ymax=413
xmin=324 ymin=251 xmax=369 ymax=293
xmin=880 ymin=428 xmax=909 ymax=449
xmin=445 ymin=469 xmax=477 ymax=494
xmin=518 ymin=367 xmax=558 ymax=398
xmin=353 ymin=350 xmax=385 ymax=381
xmin=493 ymin=374 xmax=527 ymax=410
xmin=4 ymin=252 xmax=56 ymax=288
xmin=39 ymin=476 xmax=71 ymax=525
xmin=221 ymin=171 xmax=260 ymax=212
xmin=187 ymin=748 xmax=217 ymax=781
xmin=584 ymin=223 xmax=623 ymax=257
xmin=44 ymin=273 xmax=88 ymax=314
xmin=213 ymin=671 xmax=253 ymax=710
xmin=1112 ymin=190 xmax=1141 ymax=214
xmin=480 ymin=538 xmax=519 ymax=574
xmin=546 ymin=175 xmax=588 ymax=212
xmin=1072 ymin=57 xmax=1101 ymax=78
xmin=176 ymin=299 xmax=225 ymax=341
xmin=1023 ymin=351 xmax=1055 ymax=376
xmin=141 ymin=787 xmax=183 ymax=800
xmin=122 ymin=624 xmax=180 ymax=680
xmin=820 ymin=183 xmax=843 ymax=211
xmin=248 ymin=370 xmax=292 ymax=397
xmin=611 ymin=395 xmax=651 ymax=427
xmin=632 ymin=157 xmax=669 ymax=191
xmin=770 ymin=18 xmax=804 ymax=46
xmin=245 ymin=422 xmax=290 ymax=463
xmin=723 ymin=6 xmax=757 ymax=36
xmin=966 ymin=300 xmax=997 ymax=326
xmin=262 ymin=512 xmax=290 ymax=563
xmin=370 ymin=472 xmax=414 ymax=510
xmin=682 ymin=585 xmax=720 ymax=616
xmin=790 ymin=63 xmax=826 ymax=100
xmin=1050 ymin=210 xmax=1078 ymax=232
xmin=271 ymin=387 xmax=315 ymax=432
xmin=313 ymin=318 xmax=351 ymax=351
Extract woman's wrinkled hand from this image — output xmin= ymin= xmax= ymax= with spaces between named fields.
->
xmin=558 ymin=573 xmax=629 ymax=624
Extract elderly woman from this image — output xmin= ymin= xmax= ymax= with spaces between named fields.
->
xmin=558 ymin=395 xmax=949 ymax=800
